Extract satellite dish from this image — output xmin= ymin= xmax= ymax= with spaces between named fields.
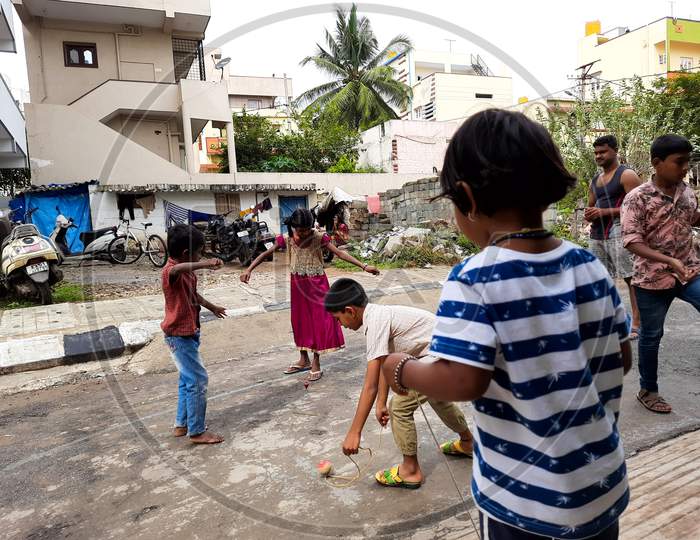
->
xmin=215 ymin=57 xmax=231 ymax=70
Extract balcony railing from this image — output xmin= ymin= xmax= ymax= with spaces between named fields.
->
xmin=172 ymin=38 xmax=206 ymax=82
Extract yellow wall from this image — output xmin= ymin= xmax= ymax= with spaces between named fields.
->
xmin=669 ymin=41 xmax=700 ymax=71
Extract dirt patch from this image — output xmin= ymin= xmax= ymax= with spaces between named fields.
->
xmin=60 ymin=257 xmax=353 ymax=302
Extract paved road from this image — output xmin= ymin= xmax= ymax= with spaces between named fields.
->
xmin=0 ymin=287 xmax=698 ymax=539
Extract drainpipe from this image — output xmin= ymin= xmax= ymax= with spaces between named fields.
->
xmin=37 ymin=17 xmax=47 ymax=102
xmin=114 ymin=34 xmax=122 ymax=79
xmin=165 ymin=122 xmax=173 ymax=163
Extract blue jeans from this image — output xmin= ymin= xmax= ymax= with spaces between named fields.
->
xmin=164 ymin=332 xmax=208 ymax=436
xmin=635 ymin=278 xmax=700 ymax=393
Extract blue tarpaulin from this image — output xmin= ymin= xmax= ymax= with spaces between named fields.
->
xmin=21 ymin=184 xmax=92 ymax=254
xmin=8 ymin=197 xmax=25 ymax=223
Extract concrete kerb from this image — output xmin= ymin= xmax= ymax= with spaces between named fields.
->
xmin=0 ymin=281 xmax=445 ymax=376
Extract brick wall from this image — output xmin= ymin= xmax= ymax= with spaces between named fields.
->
xmin=349 ymin=176 xmax=453 ymax=240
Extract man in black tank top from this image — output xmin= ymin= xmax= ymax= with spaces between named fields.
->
xmin=584 ymin=135 xmax=643 ymax=337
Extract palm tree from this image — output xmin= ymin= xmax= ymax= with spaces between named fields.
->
xmin=295 ymin=4 xmax=412 ymax=131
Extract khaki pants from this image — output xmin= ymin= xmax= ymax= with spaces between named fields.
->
xmin=389 ymin=393 xmax=469 ymax=456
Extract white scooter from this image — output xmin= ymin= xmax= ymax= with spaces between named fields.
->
xmin=0 ymin=220 xmax=63 ymax=305
xmin=50 ymin=209 xmax=116 ymax=263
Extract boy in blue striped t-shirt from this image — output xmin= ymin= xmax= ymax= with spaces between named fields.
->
xmin=382 ymin=109 xmax=632 ymax=540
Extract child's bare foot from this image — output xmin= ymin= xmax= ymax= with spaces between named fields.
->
xmin=173 ymin=426 xmax=187 ymax=437
xmin=189 ymin=431 xmax=225 ymax=444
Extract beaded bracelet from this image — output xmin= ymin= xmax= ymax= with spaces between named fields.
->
xmin=393 ymin=355 xmax=416 ymax=394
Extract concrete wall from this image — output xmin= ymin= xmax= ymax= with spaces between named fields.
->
xmin=69 ymin=80 xmax=180 ymax=120
xmin=433 ymin=73 xmax=512 ymax=120
xmin=227 ymin=75 xmax=292 ymax=99
xmin=0 ymin=73 xmax=27 ymax=168
xmin=229 ymin=95 xmax=276 ymax=110
xmin=669 ymin=40 xmax=700 ymax=71
xmin=21 ymin=18 xmax=180 ymax=106
xmin=359 ymin=119 xmax=463 ymax=174
xmin=26 ymin=102 xmax=191 ymax=184
xmin=233 ymin=172 xmax=428 ymax=197
xmin=0 ymin=0 xmax=16 ymax=52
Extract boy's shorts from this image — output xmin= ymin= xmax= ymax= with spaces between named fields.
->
xmin=589 ymin=226 xmax=634 ymax=280
xmin=479 ymin=513 xmax=619 ymax=539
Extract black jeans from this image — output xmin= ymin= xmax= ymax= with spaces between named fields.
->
xmin=479 ymin=513 xmax=619 ymax=540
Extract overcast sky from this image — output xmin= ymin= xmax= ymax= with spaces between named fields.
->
xmin=1 ymin=0 xmax=697 ymax=103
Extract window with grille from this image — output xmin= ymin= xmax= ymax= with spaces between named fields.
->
xmin=63 ymin=43 xmax=98 ymax=68
xmin=680 ymin=57 xmax=693 ymax=71
xmin=172 ymin=38 xmax=206 ymax=81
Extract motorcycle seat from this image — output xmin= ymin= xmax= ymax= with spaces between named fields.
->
xmin=80 ymin=226 xmax=117 ymax=245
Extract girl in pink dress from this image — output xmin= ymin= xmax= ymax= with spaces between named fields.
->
xmin=240 ymin=209 xmax=379 ymax=381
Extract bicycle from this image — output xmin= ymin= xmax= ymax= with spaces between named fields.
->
xmin=107 ymin=219 xmax=168 ymax=267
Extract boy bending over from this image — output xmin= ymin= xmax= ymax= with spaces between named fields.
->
xmin=325 ymin=278 xmax=473 ymax=489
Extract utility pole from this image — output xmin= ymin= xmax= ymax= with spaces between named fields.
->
xmin=567 ymin=60 xmax=599 ymax=242
xmin=444 ymin=38 xmax=455 ymax=53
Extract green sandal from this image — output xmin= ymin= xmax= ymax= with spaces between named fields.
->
xmin=375 ymin=465 xmax=422 ymax=489
xmin=440 ymin=439 xmax=473 ymax=458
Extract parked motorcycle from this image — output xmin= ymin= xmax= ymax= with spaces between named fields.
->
xmin=246 ymin=219 xmax=276 ymax=262
xmin=50 ymin=208 xmax=116 ymax=263
xmin=200 ymin=214 xmax=250 ymax=265
xmin=0 ymin=222 xmax=63 ymax=304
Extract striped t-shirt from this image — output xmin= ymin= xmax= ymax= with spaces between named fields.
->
xmin=429 ymin=240 xmax=629 ymax=539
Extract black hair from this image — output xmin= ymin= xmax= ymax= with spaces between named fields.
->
xmin=167 ymin=223 xmax=205 ymax=259
xmin=284 ymin=208 xmax=314 ymax=236
xmin=593 ymin=135 xmax=618 ymax=151
xmin=651 ymin=134 xmax=693 ymax=161
xmin=437 ymin=109 xmax=577 ymax=216
xmin=324 ymin=278 xmax=368 ymax=312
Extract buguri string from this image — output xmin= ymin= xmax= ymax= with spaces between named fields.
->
xmin=321 ymin=427 xmax=385 ymax=488
xmin=410 ymin=389 xmax=482 ymax=540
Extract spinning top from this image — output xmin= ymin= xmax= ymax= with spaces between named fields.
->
xmin=317 ymin=460 xmax=333 ymax=477
xmin=303 ymin=379 xmax=310 ymax=391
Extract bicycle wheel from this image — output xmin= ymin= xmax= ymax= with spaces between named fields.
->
xmin=109 ymin=234 xmax=142 ymax=264
xmin=146 ymin=234 xmax=168 ymax=267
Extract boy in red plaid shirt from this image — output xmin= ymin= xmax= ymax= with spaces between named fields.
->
xmin=162 ymin=224 xmax=227 ymax=444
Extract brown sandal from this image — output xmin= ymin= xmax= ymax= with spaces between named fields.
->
xmin=637 ymin=390 xmax=672 ymax=414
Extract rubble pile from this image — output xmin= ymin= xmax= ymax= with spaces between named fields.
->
xmin=349 ymin=222 xmax=475 ymax=265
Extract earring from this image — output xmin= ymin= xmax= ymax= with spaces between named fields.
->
xmin=467 ymin=213 xmax=476 ymax=222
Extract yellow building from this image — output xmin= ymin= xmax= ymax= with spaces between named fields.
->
xmin=578 ymin=17 xmax=700 ymax=84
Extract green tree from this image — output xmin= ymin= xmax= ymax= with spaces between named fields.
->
xmin=652 ymin=72 xmax=700 ymax=148
xmin=541 ymin=77 xmax=691 ymax=241
xmin=0 ymin=168 xmax=30 ymax=197
xmin=219 ymin=109 xmax=360 ymax=173
xmin=296 ymin=4 xmax=412 ymax=130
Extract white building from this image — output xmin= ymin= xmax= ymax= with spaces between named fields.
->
xmin=387 ymin=49 xmax=513 ymax=122
xmin=577 ymin=18 xmax=700 ymax=87
xmin=359 ymin=97 xmax=576 ymax=175
xmin=1 ymin=0 xmax=27 ymax=169
xmin=358 ymin=119 xmax=461 ymax=174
